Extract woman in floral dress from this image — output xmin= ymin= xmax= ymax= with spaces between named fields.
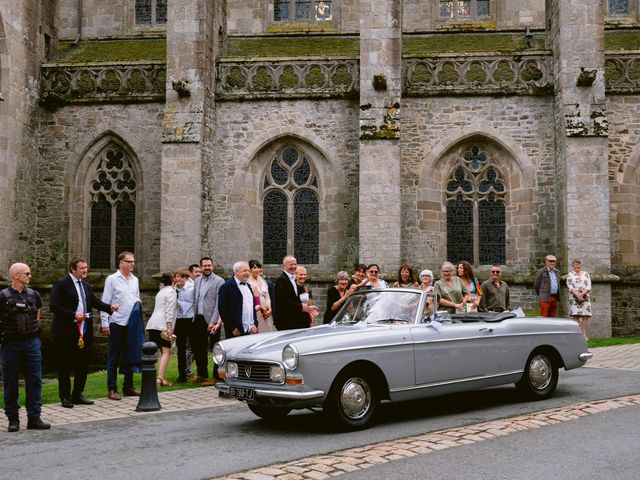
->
xmin=566 ymin=259 xmax=592 ymax=340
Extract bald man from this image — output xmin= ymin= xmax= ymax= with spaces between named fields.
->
xmin=1 ymin=263 xmax=50 ymax=432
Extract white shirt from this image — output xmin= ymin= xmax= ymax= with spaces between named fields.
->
xmin=176 ymin=281 xmax=195 ymax=318
xmin=286 ymin=271 xmax=297 ymax=295
xmin=69 ymin=273 xmax=85 ymax=315
xmin=100 ymin=270 xmax=141 ymax=328
xmin=235 ymin=277 xmax=254 ymax=333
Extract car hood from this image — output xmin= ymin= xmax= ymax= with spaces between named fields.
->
xmin=225 ymin=323 xmax=389 ymax=360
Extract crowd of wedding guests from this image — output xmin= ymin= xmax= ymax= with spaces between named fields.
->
xmin=1 ymin=251 xmax=592 ymax=431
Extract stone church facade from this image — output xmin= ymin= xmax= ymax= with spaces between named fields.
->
xmin=1 ymin=0 xmax=639 ymax=337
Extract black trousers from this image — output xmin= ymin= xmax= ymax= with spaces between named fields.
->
xmin=56 ymin=338 xmax=91 ymax=400
xmin=189 ymin=315 xmax=221 ymax=379
xmin=174 ymin=317 xmax=191 ymax=379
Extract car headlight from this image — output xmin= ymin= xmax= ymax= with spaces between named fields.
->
xmin=269 ymin=365 xmax=285 ymax=383
xmin=282 ymin=344 xmax=299 ymax=370
xmin=213 ymin=342 xmax=226 ymax=365
xmin=226 ymin=361 xmax=238 ymax=379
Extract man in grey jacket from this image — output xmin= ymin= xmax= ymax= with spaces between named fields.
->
xmin=534 ymin=254 xmax=561 ymax=317
xmin=192 ymin=257 xmax=224 ymax=383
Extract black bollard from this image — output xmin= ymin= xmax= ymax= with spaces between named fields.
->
xmin=136 ymin=341 xmax=162 ymax=412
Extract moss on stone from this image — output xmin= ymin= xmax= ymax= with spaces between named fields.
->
xmin=126 ymin=70 xmax=148 ymax=93
xmin=629 ymin=59 xmax=640 ymax=81
xmin=604 ymin=30 xmax=640 ymax=51
xmin=279 ymin=66 xmax=299 ymax=89
xmin=150 ymin=70 xmax=166 ymax=93
xmin=465 ymin=62 xmax=486 ymax=83
xmin=252 ymin=67 xmax=273 ymax=91
xmin=437 ymin=63 xmax=459 ymax=85
xmin=57 ymin=39 xmax=166 ymax=63
xmin=226 ymin=67 xmax=247 ymax=89
xmin=493 ymin=61 xmax=515 ymax=82
xmin=409 ymin=63 xmax=432 ymax=84
xmin=75 ymin=71 xmax=96 ymax=95
xmin=521 ymin=62 xmax=543 ymax=82
xmin=102 ymin=70 xmax=121 ymax=92
xmin=403 ymin=32 xmax=547 ymax=56
xmin=605 ymin=60 xmax=623 ymax=84
xmin=305 ymin=65 xmax=326 ymax=88
xmin=331 ymin=65 xmax=352 ymax=86
xmin=226 ymin=36 xmax=359 ymax=58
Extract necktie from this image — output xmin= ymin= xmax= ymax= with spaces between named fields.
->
xmin=77 ymin=280 xmax=88 ymax=313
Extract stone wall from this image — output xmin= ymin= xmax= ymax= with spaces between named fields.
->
xmin=36 ymin=102 xmax=165 ymax=280
xmin=401 ymin=95 xmax=555 ymax=273
xmin=210 ymin=98 xmax=360 ymax=272
xmin=608 ymin=95 xmax=640 ymax=274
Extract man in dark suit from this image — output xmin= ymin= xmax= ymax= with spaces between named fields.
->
xmin=273 ymin=255 xmax=318 ymax=330
xmin=218 ymin=261 xmax=258 ymax=338
xmin=50 ymin=257 xmax=117 ymax=408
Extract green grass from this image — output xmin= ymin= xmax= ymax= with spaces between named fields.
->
xmin=1 ymin=355 xmax=205 ymax=407
xmin=588 ymin=337 xmax=640 ymax=348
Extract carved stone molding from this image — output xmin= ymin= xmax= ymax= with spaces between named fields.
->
xmin=40 ymin=62 xmax=166 ymax=106
xmin=605 ymin=54 xmax=640 ymax=93
xmin=216 ymin=58 xmax=359 ymax=100
xmin=404 ymin=54 xmax=553 ymax=96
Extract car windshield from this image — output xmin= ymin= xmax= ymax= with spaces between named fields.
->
xmin=333 ymin=289 xmax=424 ymax=325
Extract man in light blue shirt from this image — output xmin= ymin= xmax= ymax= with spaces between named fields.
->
xmin=100 ymin=251 xmax=141 ymax=400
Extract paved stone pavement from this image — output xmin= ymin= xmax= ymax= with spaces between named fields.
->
xmin=3 ymin=344 xmax=639 ymax=429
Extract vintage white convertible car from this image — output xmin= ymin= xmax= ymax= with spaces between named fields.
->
xmin=214 ymin=288 xmax=592 ymax=430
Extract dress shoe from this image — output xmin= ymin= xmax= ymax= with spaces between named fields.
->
xmin=27 ymin=417 xmax=51 ymax=430
xmin=7 ymin=417 xmax=19 ymax=432
xmin=175 ymin=376 xmax=187 ymax=383
xmin=72 ymin=395 xmax=94 ymax=405
xmin=108 ymin=390 xmax=122 ymax=401
xmin=123 ymin=387 xmax=140 ymax=397
xmin=202 ymin=378 xmax=217 ymax=386
xmin=189 ymin=376 xmax=205 ymax=384
xmin=61 ymin=398 xmax=74 ymax=408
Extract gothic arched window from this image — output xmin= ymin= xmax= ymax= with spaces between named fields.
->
xmin=89 ymin=146 xmax=137 ymax=268
xmin=446 ymin=145 xmax=506 ymax=265
xmin=135 ymin=0 xmax=167 ymax=25
xmin=263 ymin=146 xmax=319 ymax=264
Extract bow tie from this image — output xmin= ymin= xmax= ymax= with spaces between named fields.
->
xmin=240 ymin=282 xmax=248 ymax=286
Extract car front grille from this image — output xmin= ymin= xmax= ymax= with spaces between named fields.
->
xmin=237 ymin=362 xmax=275 ymax=383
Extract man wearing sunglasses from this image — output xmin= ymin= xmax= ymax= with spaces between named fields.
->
xmin=0 ymin=263 xmax=50 ymax=432
xmin=479 ymin=265 xmax=510 ymax=313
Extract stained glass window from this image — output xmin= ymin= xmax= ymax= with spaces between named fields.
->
xmin=274 ymin=0 xmax=332 ymax=22
xmin=440 ymin=0 xmax=490 ymax=20
xmin=608 ymin=0 xmax=629 ymax=15
xmin=135 ymin=0 xmax=167 ymax=26
xmin=263 ymin=146 xmax=320 ymax=264
xmin=88 ymin=145 xmax=137 ymax=269
xmin=445 ymin=145 xmax=506 ymax=265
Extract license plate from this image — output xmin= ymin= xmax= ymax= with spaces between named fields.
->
xmin=228 ymin=386 xmax=255 ymax=400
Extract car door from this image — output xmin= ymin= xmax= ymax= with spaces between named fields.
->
xmin=410 ymin=320 xmax=500 ymax=386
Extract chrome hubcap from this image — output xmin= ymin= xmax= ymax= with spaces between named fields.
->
xmin=529 ymin=355 xmax=552 ymax=390
xmin=340 ymin=377 xmax=371 ymax=420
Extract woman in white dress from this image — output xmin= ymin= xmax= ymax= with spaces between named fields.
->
xmin=566 ymin=259 xmax=592 ymax=340
xmin=146 ymin=272 xmax=177 ymax=386
xmin=247 ymin=260 xmax=275 ymax=333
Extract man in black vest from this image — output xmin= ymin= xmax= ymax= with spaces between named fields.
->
xmin=0 ymin=263 xmax=50 ymax=432
xmin=50 ymin=257 xmax=117 ymax=408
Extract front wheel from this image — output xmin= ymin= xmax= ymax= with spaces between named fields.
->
xmin=248 ymin=404 xmax=292 ymax=421
xmin=324 ymin=371 xmax=379 ymax=431
xmin=516 ymin=350 xmax=558 ymax=400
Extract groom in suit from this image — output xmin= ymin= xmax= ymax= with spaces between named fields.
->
xmin=218 ymin=261 xmax=258 ymax=338
xmin=273 ymin=255 xmax=318 ymax=330
xmin=50 ymin=257 xmax=117 ymax=408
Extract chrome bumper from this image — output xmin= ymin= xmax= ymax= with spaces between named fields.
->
xmin=579 ymin=352 xmax=593 ymax=362
xmin=216 ymin=382 xmax=325 ymax=401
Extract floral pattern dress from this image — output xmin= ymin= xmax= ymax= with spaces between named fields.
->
xmin=566 ymin=271 xmax=592 ymax=317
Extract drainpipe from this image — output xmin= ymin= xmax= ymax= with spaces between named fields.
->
xmin=71 ymin=0 xmax=82 ymax=46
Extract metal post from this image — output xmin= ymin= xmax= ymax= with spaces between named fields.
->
xmin=136 ymin=341 xmax=162 ymax=412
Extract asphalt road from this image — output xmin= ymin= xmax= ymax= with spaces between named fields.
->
xmin=2 ymin=366 xmax=639 ymax=480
